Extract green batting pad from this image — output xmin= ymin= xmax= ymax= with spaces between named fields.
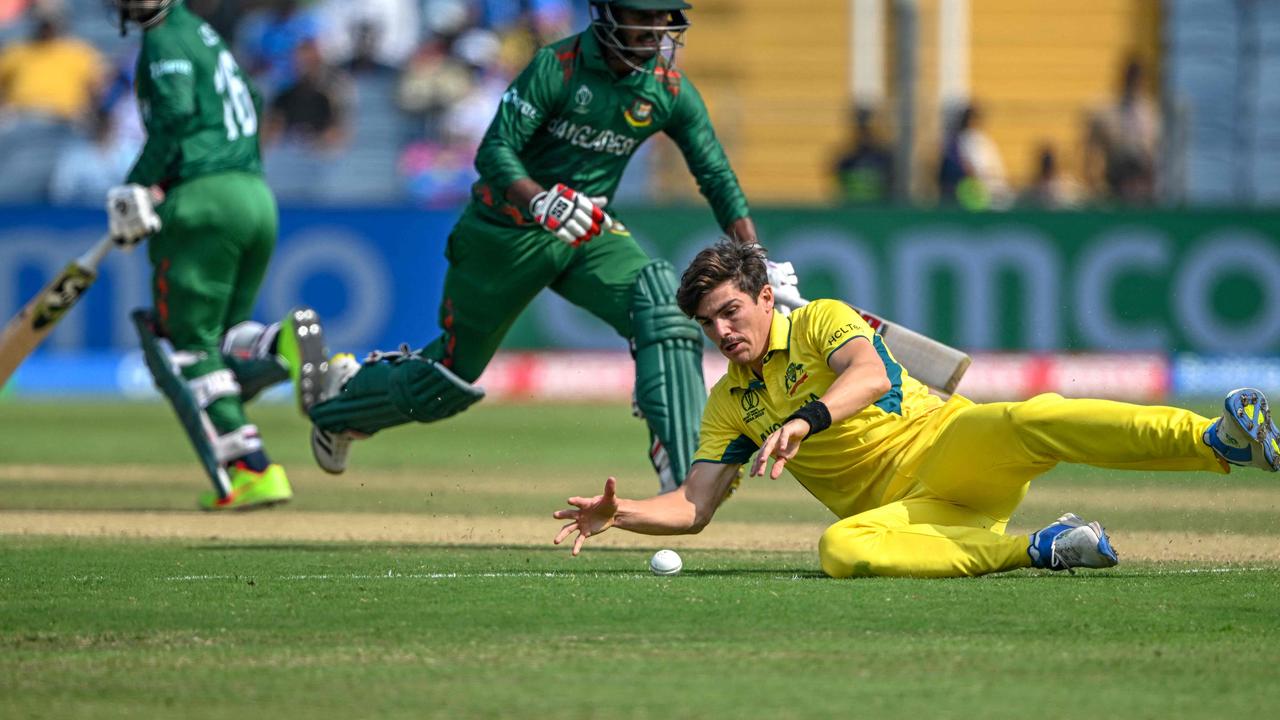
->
xmin=309 ymin=352 xmax=485 ymax=436
xmin=630 ymin=260 xmax=706 ymax=490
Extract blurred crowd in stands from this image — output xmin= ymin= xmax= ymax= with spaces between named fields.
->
xmin=0 ymin=0 xmax=577 ymax=206
xmin=833 ymin=57 xmax=1162 ymax=210
xmin=0 ymin=0 xmax=1163 ymax=210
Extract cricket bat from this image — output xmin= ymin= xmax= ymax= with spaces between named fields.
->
xmin=0 ymin=234 xmax=115 ymax=388
xmin=852 ymin=305 xmax=971 ymax=396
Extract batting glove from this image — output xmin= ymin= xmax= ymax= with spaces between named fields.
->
xmin=106 ymin=184 xmax=163 ymax=248
xmin=766 ymin=259 xmax=808 ymax=315
xmin=530 ymin=183 xmax=613 ymax=247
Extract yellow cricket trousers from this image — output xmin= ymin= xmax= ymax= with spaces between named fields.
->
xmin=817 ymin=393 xmax=1226 ymax=578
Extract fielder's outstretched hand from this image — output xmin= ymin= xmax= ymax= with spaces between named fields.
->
xmin=553 ymin=476 xmax=620 ymax=556
xmin=751 ymin=419 xmax=810 ymax=479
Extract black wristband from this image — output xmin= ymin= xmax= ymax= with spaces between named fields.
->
xmin=785 ymin=401 xmax=831 ymax=437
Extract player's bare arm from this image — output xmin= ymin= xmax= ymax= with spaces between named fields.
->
xmin=752 ymin=338 xmax=890 ymax=479
xmin=553 ymin=461 xmax=740 ymax=555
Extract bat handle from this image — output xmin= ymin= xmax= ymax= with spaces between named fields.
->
xmin=74 ymin=234 xmax=115 ymax=273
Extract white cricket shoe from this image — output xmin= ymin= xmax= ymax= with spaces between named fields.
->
xmin=311 ymin=353 xmax=360 ymax=475
xmin=1027 ymin=513 xmax=1119 ymax=572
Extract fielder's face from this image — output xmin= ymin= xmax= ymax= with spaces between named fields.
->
xmin=694 ymin=282 xmax=775 ymax=366
xmin=613 ymin=8 xmax=672 ymax=61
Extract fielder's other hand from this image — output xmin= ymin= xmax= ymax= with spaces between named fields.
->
xmin=751 ymin=418 xmax=810 ymax=479
xmin=530 ymin=183 xmax=614 ymax=247
xmin=553 ymin=476 xmax=620 ymax=556
xmin=765 ymin=259 xmax=807 ymax=315
xmin=106 ymin=183 xmax=163 ymax=248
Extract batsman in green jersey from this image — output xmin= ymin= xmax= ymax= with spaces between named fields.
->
xmin=308 ymin=0 xmax=794 ymax=492
xmin=108 ymin=0 xmax=330 ymax=510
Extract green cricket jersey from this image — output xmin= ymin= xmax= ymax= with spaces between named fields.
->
xmin=127 ymin=1 xmax=262 ymax=187
xmin=473 ymin=30 xmax=749 ymax=229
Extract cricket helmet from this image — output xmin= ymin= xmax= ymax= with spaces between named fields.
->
xmin=590 ymin=0 xmax=692 ymax=72
xmin=109 ymin=0 xmax=180 ymax=34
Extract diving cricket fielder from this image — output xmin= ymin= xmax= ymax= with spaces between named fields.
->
xmin=552 ymin=241 xmax=1280 ymax=577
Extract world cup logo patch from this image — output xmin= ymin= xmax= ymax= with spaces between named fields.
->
xmin=574 ymin=85 xmax=593 ymax=113
xmin=624 ymin=99 xmax=653 ymax=128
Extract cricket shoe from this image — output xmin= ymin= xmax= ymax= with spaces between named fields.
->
xmin=199 ymin=463 xmax=293 ymax=511
xmin=277 ymin=306 xmax=329 ymax=414
xmin=310 ymin=353 xmax=360 ymax=475
xmin=1203 ymin=388 xmax=1280 ymax=471
xmin=1027 ymin=513 xmax=1119 ymax=572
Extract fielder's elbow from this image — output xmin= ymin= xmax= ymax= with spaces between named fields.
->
xmin=688 ymin=515 xmax=712 ymax=534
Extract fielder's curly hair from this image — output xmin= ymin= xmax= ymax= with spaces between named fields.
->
xmin=676 ymin=240 xmax=769 ymax=318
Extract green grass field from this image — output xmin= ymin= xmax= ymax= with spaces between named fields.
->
xmin=3 ymin=401 xmax=1279 ymax=718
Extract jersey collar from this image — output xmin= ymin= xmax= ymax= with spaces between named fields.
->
xmin=726 ymin=310 xmax=792 ymax=390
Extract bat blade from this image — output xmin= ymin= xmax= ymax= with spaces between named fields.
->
xmin=0 ymin=235 xmax=113 ymax=388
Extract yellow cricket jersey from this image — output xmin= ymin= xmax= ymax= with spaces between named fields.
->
xmin=693 ymin=300 xmax=950 ymax=518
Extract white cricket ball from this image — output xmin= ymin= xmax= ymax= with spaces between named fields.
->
xmin=649 ymin=549 xmax=683 ymax=576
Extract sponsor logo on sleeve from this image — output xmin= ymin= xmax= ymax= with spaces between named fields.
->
xmin=826 ymin=323 xmax=859 ymax=347
xmin=150 ymin=59 xmax=193 ymax=80
xmin=502 ymin=88 xmax=541 ymax=120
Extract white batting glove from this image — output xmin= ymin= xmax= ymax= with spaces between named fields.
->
xmin=106 ymin=184 xmax=163 ymax=248
xmin=766 ymin=259 xmax=808 ymax=315
xmin=530 ymin=183 xmax=613 ymax=247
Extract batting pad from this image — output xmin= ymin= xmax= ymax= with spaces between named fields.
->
xmin=309 ymin=349 xmax=485 ymax=436
xmin=630 ymin=260 xmax=706 ymax=492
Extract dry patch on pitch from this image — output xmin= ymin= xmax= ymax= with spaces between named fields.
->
xmin=4 ymin=463 xmax=1279 ymax=562
xmin=4 ymin=464 xmax=1279 ymax=513
xmin=4 ymin=509 xmax=1280 ymax=563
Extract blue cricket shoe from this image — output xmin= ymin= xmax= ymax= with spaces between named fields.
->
xmin=1204 ymin=388 xmax=1280 ymax=472
xmin=1028 ymin=513 xmax=1119 ymax=572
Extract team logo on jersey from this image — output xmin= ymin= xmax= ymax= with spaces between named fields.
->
xmin=574 ymin=85 xmax=594 ymax=113
xmin=784 ymin=363 xmax=810 ymax=397
xmin=624 ymin=99 xmax=654 ymax=128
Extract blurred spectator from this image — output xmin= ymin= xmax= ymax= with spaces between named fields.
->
xmin=236 ymin=0 xmax=324 ymax=96
xmin=0 ymin=9 xmax=104 ymax=122
xmin=477 ymin=0 xmax=573 ymax=43
xmin=98 ymin=52 xmax=146 ymax=154
xmin=48 ymin=107 xmax=135 ymax=205
xmin=0 ymin=0 xmax=33 ymax=27
xmin=189 ymin=0 xmax=265 ymax=46
xmin=318 ymin=0 xmax=419 ymax=73
xmin=399 ymin=126 xmax=478 ymax=208
xmin=398 ymin=26 xmax=507 ymax=207
xmin=263 ymin=38 xmax=350 ymax=151
xmin=1018 ymin=144 xmax=1082 ymax=210
xmin=1084 ymin=56 xmax=1160 ymax=205
xmin=832 ymin=106 xmax=894 ymax=205
xmin=937 ymin=103 xmax=1011 ymax=210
